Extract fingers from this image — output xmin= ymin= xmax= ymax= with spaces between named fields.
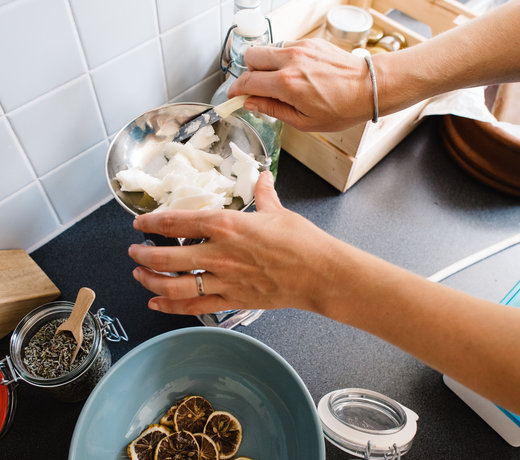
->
xmin=229 ymin=69 xmax=290 ymax=102
xmin=254 ymin=171 xmax=283 ymax=211
xmin=133 ymin=208 xmax=238 ymax=240
xmin=133 ymin=267 xmax=220 ymax=299
xmin=129 ymin=243 xmax=207 ymax=274
xmin=148 ymin=295 xmax=237 ymax=316
xmin=243 ymin=43 xmax=295 ymax=71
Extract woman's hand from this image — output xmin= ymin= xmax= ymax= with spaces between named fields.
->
xmin=129 ymin=171 xmax=345 ymax=315
xmin=228 ymin=38 xmax=375 ymax=132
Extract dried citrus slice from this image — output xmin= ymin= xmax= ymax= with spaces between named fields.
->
xmin=193 ymin=433 xmax=219 ymax=460
xmin=233 ymin=458 xmax=253 ymax=460
xmin=154 ymin=431 xmax=199 ymax=460
xmin=160 ymin=395 xmax=192 ymax=428
xmin=203 ymin=411 xmax=242 ymax=460
xmin=174 ymin=396 xmax=214 ymax=433
xmin=127 ymin=424 xmax=171 ymax=460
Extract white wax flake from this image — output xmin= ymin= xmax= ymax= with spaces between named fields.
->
xmin=132 ymin=140 xmax=165 ymax=170
xmin=229 ymin=141 xmax=261 ymax=205
xmin=184 ymin=119 xmax=201 ymax=134
xmin=116 ymin=125 xmax=261 ymax=212
xmin=189 ymin=125 xmax=219 ymax=150
xmin=116 ymin=168 xmax=164 ymax=202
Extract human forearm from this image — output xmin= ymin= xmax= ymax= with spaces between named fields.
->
xmin=129 ymin=172 xmax=520 ymax=413
xmin=320 ymin=242 xmax=520 ymax=413
xmin=375 ymin=0 xmax=520 ymax=115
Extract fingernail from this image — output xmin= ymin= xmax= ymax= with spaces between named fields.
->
xmin=261 ymin=170 xmax=274 ymax=184
xmin=128 ymin=244 xmax=138 ymax=257
xmin=132 ymin=267 xmax=140 ymax=280
xmin=149 ymin=300 xmax=158 ymax=310
xmin=133 ymin=216 xmax=140 ymax=228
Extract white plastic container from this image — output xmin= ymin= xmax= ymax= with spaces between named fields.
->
xmin=443 ymin=281 xmax=520 ymax=446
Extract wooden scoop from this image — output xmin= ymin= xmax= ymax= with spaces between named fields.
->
xmin=55 ymin=287 xmax=96 ymax=363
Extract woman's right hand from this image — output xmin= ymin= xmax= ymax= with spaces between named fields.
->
xmin=228 ymin=38 xmax=377 ymax=132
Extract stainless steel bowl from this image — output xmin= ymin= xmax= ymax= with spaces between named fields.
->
xmin=105 ymin=103 xmax=269 ymax=216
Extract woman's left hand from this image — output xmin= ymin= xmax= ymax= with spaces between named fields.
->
xmin=129 ymin=171 xmax=344 ymax=315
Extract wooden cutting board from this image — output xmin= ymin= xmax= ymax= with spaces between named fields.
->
xmin=0 ymin=249 xmax=61 ymax=339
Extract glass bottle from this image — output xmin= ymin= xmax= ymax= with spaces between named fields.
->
xmin=211 ymin=8 xmax=283 ymax=181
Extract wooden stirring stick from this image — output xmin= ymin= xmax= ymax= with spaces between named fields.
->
xmin=54 ymin=287 xmax=96 ymax=363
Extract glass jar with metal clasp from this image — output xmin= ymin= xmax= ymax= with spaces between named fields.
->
xmin=318 ymin=388 xmax=419 ymax=459
xmin=0 ymin=301 xmax=128 ymax=438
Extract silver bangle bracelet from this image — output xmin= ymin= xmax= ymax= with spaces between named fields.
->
xmin=363 ymin=54 xmax=379 ymax=123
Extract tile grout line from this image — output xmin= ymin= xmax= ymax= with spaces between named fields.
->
xmin=0 ymin=138 xmax=108 ymax=206
xmin=2 ymin=110 xmax=63 ymax=226
xmin=153 ymin=0 xmax=170 ymax=102
xmin=64 ymin=0 xmax=110 ymax=141
xmin=2 ymin=6 xmax=220 ymax=118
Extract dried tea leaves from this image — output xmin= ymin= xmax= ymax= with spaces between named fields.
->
xmin=23 ymin=318 xmax=94 ymax=379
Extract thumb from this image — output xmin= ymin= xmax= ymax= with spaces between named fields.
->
xmin=254 ymin=171 xmax=283 ymax=211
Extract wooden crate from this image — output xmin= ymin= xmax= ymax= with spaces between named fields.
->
xmin=268 ymin=0 xmax=476 ymax=191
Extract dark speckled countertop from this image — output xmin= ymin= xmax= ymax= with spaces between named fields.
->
xmin=1 ymin=117 xmax=520 ymax=459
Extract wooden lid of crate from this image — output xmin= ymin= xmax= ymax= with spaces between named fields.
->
xmin=0 ymin=250 xmax=61 ymax=339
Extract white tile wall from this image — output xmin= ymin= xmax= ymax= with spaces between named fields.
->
xmin=0 ymin=0 xmax=283 ymax=253
xmin=8 ymin=76 xmax=105 ymax=176
xmin=162 ymin=7 xmax=221 ymax=99
xmin=40 ymin=141 xmax=110 ymax=223
xmin=0 ymin=117 xmax=34 ymax=200
xmin=91 ymin=40 xmax=166 ymax=135
xmin=0 ymin=0 xmax=85 ymax=111
xmin=70 ymin=0 xmax=157 ymax=68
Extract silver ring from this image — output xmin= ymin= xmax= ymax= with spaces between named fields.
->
xmin=274 ymin=41 xmax=285 ymax=48
xmin=195 ymin=274 xmax=205 ymax=296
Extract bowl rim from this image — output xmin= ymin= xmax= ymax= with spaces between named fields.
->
xmin=68 ymin=326 xmax=326 ymax=459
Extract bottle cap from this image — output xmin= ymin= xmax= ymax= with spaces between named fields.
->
xmin=233 ymin=9 xmax=268 ymax=37
xmin=318 ymin=388 xmax=418 ymax=458
xmin=234 ymin=0 xmax=261 ymax=9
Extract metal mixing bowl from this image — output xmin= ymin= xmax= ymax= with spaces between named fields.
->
xmin=105 ymin=102 xmax=269 ymax=216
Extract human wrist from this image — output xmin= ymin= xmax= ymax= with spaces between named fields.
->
xmin=371 ymin=50 xmax=428 ymax=117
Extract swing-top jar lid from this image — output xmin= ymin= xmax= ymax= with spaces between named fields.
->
xmin=233 ymin=8 xmax=268 ymax=37
xmin=318 ymin=388 xmax=419 ymax=458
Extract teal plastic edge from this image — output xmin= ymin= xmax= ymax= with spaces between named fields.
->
xmin=496 ymin=281 xmax=520 ymax=427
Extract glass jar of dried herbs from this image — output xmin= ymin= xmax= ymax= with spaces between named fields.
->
xmin=0 ymin=301 xmax=121 ymax=403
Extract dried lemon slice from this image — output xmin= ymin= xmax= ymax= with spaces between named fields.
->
xmin=127 ymin=424 xmax=171 ymax=460
xmin=204 ymin=411 xmax=242 ymax=460
xmin=155 ymin=430 xmax=199 ymax=460
xmin=193 ymin=433 xmax=219 ymax=460
xmin=160 ymin=395 xmax=192 ymax=428
xmin=174 ymin=395 xmax=214 ymax=433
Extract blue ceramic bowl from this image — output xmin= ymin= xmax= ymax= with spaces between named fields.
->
xmin=69 ymin=327 xmax=325 ymax=460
